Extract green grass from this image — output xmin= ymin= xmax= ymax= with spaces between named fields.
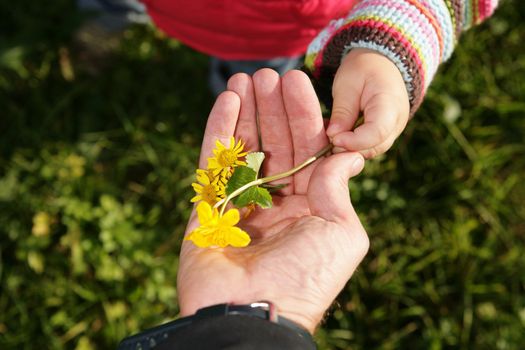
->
xmin=1 ymin=1 xmax=524 ymax=349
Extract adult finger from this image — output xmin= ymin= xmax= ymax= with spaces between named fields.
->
xmin=253 ymin=68 xmax=294 ymax=194
xmin=308 ymin=152 xmax=364 ymax=227
xmin=227 ymin=73 xmax=260 ymax=152
xmin=281 ymin=70 xmax=328 ymax=194
xmin=198 ymin=91 xmax=241 ymax=169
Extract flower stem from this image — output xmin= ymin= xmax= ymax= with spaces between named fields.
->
xmin=218 ymin=143 xmax=333 ymax=216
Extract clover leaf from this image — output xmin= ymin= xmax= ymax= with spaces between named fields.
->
xmin=246 ymin=152 xmax=265 ymax=175
xmin=226 ymin=165 xmax=273 ymax=209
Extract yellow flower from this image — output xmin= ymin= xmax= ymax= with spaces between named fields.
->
xmin=207 ymin=137 xmax=247 ymax=175
xmin=200 ymin=168 xmax=229 ymax=187
xmin=185 ymin=202 xmax=251 ymax=248
xmin=191 ymin=169 xmax=225 ymax=206
xmin=32 ymin=212 xmax=51 ymax=237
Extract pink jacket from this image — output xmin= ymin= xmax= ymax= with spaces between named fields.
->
xmin=142 ymin=0 xmax=355 ymax=59
xmin=143 ymin=0 xmax=499 ymax=114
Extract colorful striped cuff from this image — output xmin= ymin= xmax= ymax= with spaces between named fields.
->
xmin=305 ymin=0 xmax=499 ymax=114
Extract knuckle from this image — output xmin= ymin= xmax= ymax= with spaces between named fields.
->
xmin=343 ymin=226 xmax=370 ymax=259
xmin=374 ymin=122 xmax=390 ymax=141
xmin=363 ymin=145 xmax=385 ymax=159
xmin=355 ymin=231 xmax=370 ymax=257
xmin=362 ymin=150 xmax=374 ymax=159
xmin=331 ymin=105 xmax=356 ymax=120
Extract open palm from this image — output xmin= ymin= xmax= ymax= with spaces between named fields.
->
xmin=177 ymin=69 xmax=369 ymax=333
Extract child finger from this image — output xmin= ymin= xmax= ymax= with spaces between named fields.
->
xmin=331 ymin=102 xmax=399 ymax=151
xmin=358 ymin=132 xmax=398 ymax=159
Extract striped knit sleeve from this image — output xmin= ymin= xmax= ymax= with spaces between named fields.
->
xmin=305 ymin=0 xmax=499 ymax=113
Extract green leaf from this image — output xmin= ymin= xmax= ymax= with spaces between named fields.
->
xmin=234 ymin=186 xmax=273 ymax=209
xmin=246 ymin=152 xmax=265 ymax=175
xmin=226 ymin=165 xmax=273 ymax=209
xmin=226 ymin=166 xmax=257 ymax=196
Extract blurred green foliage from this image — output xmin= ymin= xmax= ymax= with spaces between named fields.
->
xmin=1 ymin=0 xmax=524 ymax=349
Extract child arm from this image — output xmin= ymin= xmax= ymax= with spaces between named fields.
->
xmin=305 ymin=0 xmax=499 ymax=157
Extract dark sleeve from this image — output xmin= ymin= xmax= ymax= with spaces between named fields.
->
xmin=155 ymin=315 xmax=316 ymax=350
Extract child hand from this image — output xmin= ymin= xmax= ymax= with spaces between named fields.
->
xmin=327 ymin=48 xmax=410 ymax=159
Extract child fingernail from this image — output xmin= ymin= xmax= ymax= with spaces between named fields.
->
xmin=326 ymin=124 xmax=339 ymax=136
xmin=351 ymin=156 xmax=365 ymax=172
xmin=332 ymin=138 xmax=343 ymax=147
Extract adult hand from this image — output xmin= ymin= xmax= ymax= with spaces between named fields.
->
xmin=328 ymin=48 xmax=410 ymax=158
xmin=177 ymin=69 xmax=369 ymax=334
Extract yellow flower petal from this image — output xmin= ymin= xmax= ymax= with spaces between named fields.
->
xmin=233 ymin=140 xmax=244 ymax=152
xmin=196 ymin=202 xmax=215 ymax=225
xmin=207 ymin=226 xmax=250 ymax=248
xmin=196 ymin=170 xmax=210 ymax=185
xmin=187 ymin=202 xmax=251 ymax=248
xmin=220 ymin=208 xmax=240 ymax=227
xmin=215 ymin=139 xmax=225 ymax=151
xmin=208 ymin=137 xmax=247 ymax=171
xmin=225 ymin=227 xmax=251 ymax=247
xmin=207 ymin=157 xmax=219 ymax=170
xmin=185 ymin=228 xmax=212 ymax=248
xmin=192 ymin=183 xmax=203 ymax=192
xmin=186 ymin=227 xmax=214 ymax=247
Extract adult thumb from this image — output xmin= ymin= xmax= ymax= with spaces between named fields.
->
xmin=307 ymin=152 xmax=364 ymax=227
